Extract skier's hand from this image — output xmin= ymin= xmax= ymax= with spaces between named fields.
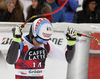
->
xmin=65 ymin=27 xmax=77 ymax=45
xmin=12 ymin=24 xmax=22 ymax=38
xmin=12 ymin=25 xmax=22 ymax=43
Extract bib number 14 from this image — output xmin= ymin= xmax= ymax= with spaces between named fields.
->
xmin=33 ymin=62 xmax=42 ymax=68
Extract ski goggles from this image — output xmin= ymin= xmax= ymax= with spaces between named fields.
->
xmin=35 ymin=36 xmax=50 ymax=44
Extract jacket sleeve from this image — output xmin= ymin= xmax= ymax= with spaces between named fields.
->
xmin=60 ymin=9 xmax=66 ymax=22
xmin=68 ymin=0 xmax=79 ymax=11
xmin=73 ymin=12 xmax=79 ymax=23
xmin=6 ymin=41 xmax=22 ymax=64
xmin=0 ymin=9 xmax=12 ymax=21
xmin=0 ymin=9 xmax=4 ymax=21
xmin=64 ymin=0 xmax=79 ymax=11
xmin=48 ymin=41 xmax=75 ymax=63
xmin=2 ymin=11 xmax=12 ymax=21
xmin=65 ymin=45 xmax=75 ymax=63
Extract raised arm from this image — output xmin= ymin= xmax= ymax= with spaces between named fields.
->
xmin=68 ymin=0 xmax=79 ymax=11
xmin=65 ymin=27 xmax=76 ymax=63
xmin=48 ymin=27 xmax=76 ymax=63
xmin=6 ymin=25 xmax=23 ymax=64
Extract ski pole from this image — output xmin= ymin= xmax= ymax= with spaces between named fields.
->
xmin=76 ymin=33 xmax=100 ymax=43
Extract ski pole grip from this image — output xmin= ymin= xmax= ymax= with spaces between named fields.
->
xmin=77 ymin=33 xmax=82 ymax=36
xmin=77 ymin=33 xmax=87 ymax=37
xmin=19 ymin=23 xmax=26 ymax=30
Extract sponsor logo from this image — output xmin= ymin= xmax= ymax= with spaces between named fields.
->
xmin=1 ymin=37 xmax=63 ymax=45
xmin=1 ymin=37 xmax=12 ymax=45
xmin=20 ymin=72 xmax=27 ymax=75
xmin=51 ymin=38 xmax=63 ymax=45
xmin=42 ymin=32 xmax=52 ymax=38
xmin=24 ymin=48 xmax=47 ymax=60
xmin=29 ymin=70 xmax=42 ymax=73
xmin=98 ymin=42 xmax=100 ymax=45
xmin=76 ymin=39 xmax=87 ymax=43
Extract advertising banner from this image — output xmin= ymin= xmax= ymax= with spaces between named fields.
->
xmin=90 ymin=33 xmax=100 ymax=53
xmin=88 ymin=32 xmax=100 ymax=79
xmin=0 ymin=32 xmax=67 ymax=51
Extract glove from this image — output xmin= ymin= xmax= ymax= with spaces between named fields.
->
xmin=12 ymin=24 xmax=22 ymax=43
xmin=65 ymin=27 xmax=77 ymax=45
xmin=12 ymin=24 xmax=22 ymax=38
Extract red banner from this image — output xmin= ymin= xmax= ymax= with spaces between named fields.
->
xmin=90 ymin=33 xmax=100 ymax=50
xmin=88 ymin=33 xmax=100 ymax=79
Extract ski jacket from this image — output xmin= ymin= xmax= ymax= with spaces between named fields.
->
xmin=63 ymin=0 xmax=79 ymax=22
xmin=26 ymin=3 xmax=52 ymax=22
xmin=45 ymin=2 xmax=66 ymax=23
xmin=0 ymin=0 xmax=24 ymax=22
xmin=73 ymin=0 xmax=100 ymax=23
xmin=6 ymin=35 xmax=75 ymax=79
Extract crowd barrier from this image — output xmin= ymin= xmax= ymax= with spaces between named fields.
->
xmin=0 ymin=22 xmax=100 ymax=79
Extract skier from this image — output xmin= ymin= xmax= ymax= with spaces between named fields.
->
xmin=6 ymin=18 xmax=76 ymax=79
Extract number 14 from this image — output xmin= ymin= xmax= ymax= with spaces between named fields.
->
xmin=33 ymin=62 xmax=42 ymax=68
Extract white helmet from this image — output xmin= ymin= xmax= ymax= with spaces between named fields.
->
xmin=29 ymin=18 xmax=53 ymax=40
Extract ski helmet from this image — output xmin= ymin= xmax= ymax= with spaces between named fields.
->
xmin=29 ymin=18 xmax=53 ymax=43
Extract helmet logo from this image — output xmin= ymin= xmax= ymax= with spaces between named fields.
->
xmin=47 ymin=27 xmax=52 ymax=31
xmin=35 ymin=18 xmax=46 ymax=32
xmin=42 ymin=32 xmax=52 ymax=38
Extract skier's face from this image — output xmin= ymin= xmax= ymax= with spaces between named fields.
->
xmin=88 ymin=1 xmax=97 ymax=11
xmin=32 ymin=38 xmax=42 ymax=47
xmin=30 ymin=36 xmax=49 ymax=47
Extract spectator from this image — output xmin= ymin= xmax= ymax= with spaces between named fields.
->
xmin=19 ymin=0 xmax=32 ymax=20
xmin=73 ymin=0 xmax=100 ymax=23
xmin=0 ymin=0 xmax=24 ymax=22
xmin=44 ymin=0 xmax=66 ymax=23
xmin=26 ymin=0 xmax=52 ymax=22
xmin=96 ymin=0 xmax=100 ymax=12
xmin=59 ymin=0 xmax=79 ymax=22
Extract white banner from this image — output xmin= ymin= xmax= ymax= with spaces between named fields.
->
xmin=0 ymin=31 xmax=67 ymax=51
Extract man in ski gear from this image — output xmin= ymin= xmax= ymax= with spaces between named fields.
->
xmin=6 ymin=18 xmax=76 ymax=79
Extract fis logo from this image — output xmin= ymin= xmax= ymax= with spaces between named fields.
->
xmin=47 ymin=27 xmax=52 ymax=31
xmin=76 ymin=39 xmax=87 ymax=43
xmin=1 ymin=37 xmax=12 ymax=45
